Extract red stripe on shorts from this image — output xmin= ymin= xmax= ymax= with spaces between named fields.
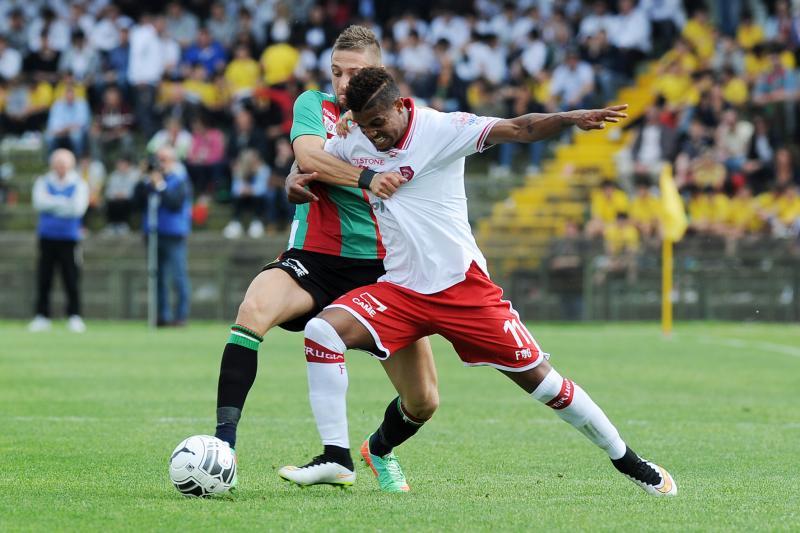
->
xmin=304 ymin=338 xmax=345 ymax=364
xmin=546 ymin=379 xmax=575 ymax=410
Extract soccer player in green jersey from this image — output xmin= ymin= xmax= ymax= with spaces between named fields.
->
xmin=213 ymin=26 xmax=439 ymax=488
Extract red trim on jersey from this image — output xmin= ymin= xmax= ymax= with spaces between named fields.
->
xmin=476 ymin=119 xmax=497 ymax=152
xmin=302 ymin=185 xmax=343 ymax=255
xmin=362 ymin=190 xmax=387 ymax=259
xmin=305 ymin=338 xmax=345 ymax=363
xmin=394 ymin=98 xmax=416 ymax=150
xmin=546 ymin=379 xmax=575 ymax=410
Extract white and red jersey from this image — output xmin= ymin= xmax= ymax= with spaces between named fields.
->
xmin=324 ymin=99 xmax=500 ymax=294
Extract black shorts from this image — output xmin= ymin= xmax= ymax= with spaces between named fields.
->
xmin=261 ymin=248 xmax=385 ymax=331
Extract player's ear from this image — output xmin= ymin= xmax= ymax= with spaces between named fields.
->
xmin=394 ymin=98 xmax=404 ymax=113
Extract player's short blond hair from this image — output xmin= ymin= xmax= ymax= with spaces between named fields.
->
xmin=333 ymin=25 xmax=381 ymax=61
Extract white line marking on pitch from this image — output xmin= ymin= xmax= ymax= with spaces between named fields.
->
xmin=697 ymin=336 xmax=800 ymax=359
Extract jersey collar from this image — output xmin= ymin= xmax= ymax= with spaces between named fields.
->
xmin=393 ymin=98 xmax=416 ymax=150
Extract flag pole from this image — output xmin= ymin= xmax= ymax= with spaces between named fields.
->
xmin=661 ymin=238 xmax=673 ymax=337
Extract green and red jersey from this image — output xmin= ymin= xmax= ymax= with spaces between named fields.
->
xmin=288 ymin=90 xmax=385 ymax=260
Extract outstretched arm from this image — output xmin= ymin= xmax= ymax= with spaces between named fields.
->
xmin=486 ymin=104 xmax=629 ymax=145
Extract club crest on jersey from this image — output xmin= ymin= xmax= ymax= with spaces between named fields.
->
xmin=450 ymin=112 xmax=479 ymax=130
xmin=399 ymin=166 xmax=415 ymax=181
xmin=352 ymin=292 xmax=387 ymax=317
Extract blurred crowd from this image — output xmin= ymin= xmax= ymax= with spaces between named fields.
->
xmin=0 ymin=0 xmax=693 ymax=236
xmin=607 ymin=1 xmax=800 ymax=260
xmin=2 ymin=0 xmax=800 ymax=246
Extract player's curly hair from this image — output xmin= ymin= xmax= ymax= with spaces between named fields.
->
xmin=333 ymin=25 xmax=381 ymax=61
xmin=345 ymin=67 xmax=400 ymax=113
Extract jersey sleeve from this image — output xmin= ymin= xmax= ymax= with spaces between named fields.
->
xmin=290 ymin=90 xmax=326 ymax=142
xmin=435 ymin=112 xmax=502 ymax=162
xmin=323 ymin=135 xmax=345 ymax=161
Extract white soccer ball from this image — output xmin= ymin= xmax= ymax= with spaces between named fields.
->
xmin=169 ymin=435 xmax=237 ymax=497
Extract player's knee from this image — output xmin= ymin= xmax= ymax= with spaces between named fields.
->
xmin=236 ymin=294 xmax=275 ymax=333
xmin=402 ymin=388 xmax=439 ymax=420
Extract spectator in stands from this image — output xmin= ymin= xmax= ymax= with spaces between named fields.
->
xmin=4 ymin=8 xmax=28 ymax=54
xmin=586 ymin=179 xmax=629 ymax=237
xmin=227 ymin=107 xmax=268 ymax=164
xmin=645 ymin=0 xmax=685 ymax=56
xmin=772 ymin=147 xmax=798 ymax=188
xmin=182 ymin=27 xmax=227 ymax=79
xmin=45 ymin=83 xmax=90 ymax=156
xmin=223 ymin=149 xmax=269 ymax=239
xmin=578 ymin=1 xmax=612 ymax=44
xmin=78 ymin=155 xmax=106 ymax=231
xmin=596 ymin=212 xmax=640 ymax=284
xmin=397 ymin=30 xmax=436 ymax=98
xmin=103 ymin=25 xmax=131 ymax=96
xmin=128 ymin=14 xmax=165 ymax=138
xmin=207 ymin=2 xmax=236 ymax=50
xmin=753 ymin=49 xmax=798 ymax=138
xmin=103 ymin=154 xmax=140 ymax=235
xmin=715 ymin=108 xmax=754 ymax=173
xmin=260 ymin=34 xmax=300 ymax=87
xmin=743 ymin=115 xmax=775 ymax=193
xmin=1 ymin=76 xmax=50 ymax=136
xmin=29 ymin=148 xmax=89 ymax=333
xmin=628 ymin=178 xmax=662 ymax=238
xmin=688 ymin=185 xmax=729 ymax=235
xmin=224 ymin=44 xmax=260 ymax=100
xmin=0 ymin=35 xmax=22 ymax=82
xmin=90 ymin=5 xmax=125 ymax=54
xmin=607 ymin=0 xmax=651 ymax=78
xmin=267 ymin=136 xmax=294 ymax=229
xmin=549 ymin=48 xmax=595 ymax=111
xmin=764 ymin=0 xmax=796 ymax=47
xmin=27 ymin=7 xmax=69 ymax=53
xmin=135 ymin=146 xmax=192 ymax=327
xmin=630 ymin=106 xmax=677 ymax=180
xmin=23 ymin=32 xmax=60 ymax=83
xmin=186 ymin=116 xmax=225 ymax=197
xmin=89 ymin=85 xmax=134 ymax=162
xmin=147 ymin=117 xmax=192 ymax=161
xmin=165 ymin=1 xmax=199 ymax=49
xmin=547 ymin=220 xmax=586 ymax=320
xmin=58 ymin=30 xmax=99 ymax=84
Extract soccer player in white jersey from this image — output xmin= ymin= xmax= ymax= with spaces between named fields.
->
xmin=292 ymin=67 xmax=677 ymax=496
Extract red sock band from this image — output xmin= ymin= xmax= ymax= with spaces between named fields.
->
xmin=546 ymin=379 xmax=575 ymax=410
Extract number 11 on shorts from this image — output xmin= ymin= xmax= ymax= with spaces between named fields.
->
xmin=503 ymin=318 xmax=534 ymax=349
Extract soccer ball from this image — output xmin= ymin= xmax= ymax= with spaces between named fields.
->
xmin=169 ymin=435 xmax=237 ymax=497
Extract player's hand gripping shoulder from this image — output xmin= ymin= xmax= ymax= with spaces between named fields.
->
xmin=285 ymin=161 xmax=319 ymax=204
xmin=336 ymin=110 xmax=355 ymax=137
xmin=369 ymin=171 xmax=407 ymax=200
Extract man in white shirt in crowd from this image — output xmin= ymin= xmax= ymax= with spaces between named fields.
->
xmin=549 ymin=48 xmax=595 ymax=111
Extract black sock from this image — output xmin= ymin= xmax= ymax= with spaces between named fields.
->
xmin=214 ymin=325 xmax=262 ymax=449
xmin=369 ymin=397 xmax=427 ymax=457
xmin=323 ymin=445 xmax=354 ymax=470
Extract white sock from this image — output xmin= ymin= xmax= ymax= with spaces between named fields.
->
xmin=304 ymin=318 xmax=349 ymax=449
xmin=532 ymin=368 xmax=627 ymax=460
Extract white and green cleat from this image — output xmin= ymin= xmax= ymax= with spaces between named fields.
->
xmin=360 ymin=434 xmax=410 ymax=493
xmin=278 ymin=456 xmax=355 ymax=487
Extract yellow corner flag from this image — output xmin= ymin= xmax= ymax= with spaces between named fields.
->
xmin=659 ymin=163 xmax=688 ymax=242
xmin=659 ymin=163 xmax=687 ymax=337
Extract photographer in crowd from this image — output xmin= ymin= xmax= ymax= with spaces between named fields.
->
xmin=135 ymin=146 xmax=192 ymax=327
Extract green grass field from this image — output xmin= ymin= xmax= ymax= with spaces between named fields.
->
xmin=2 ymin=321 xmax=799 ymax=531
